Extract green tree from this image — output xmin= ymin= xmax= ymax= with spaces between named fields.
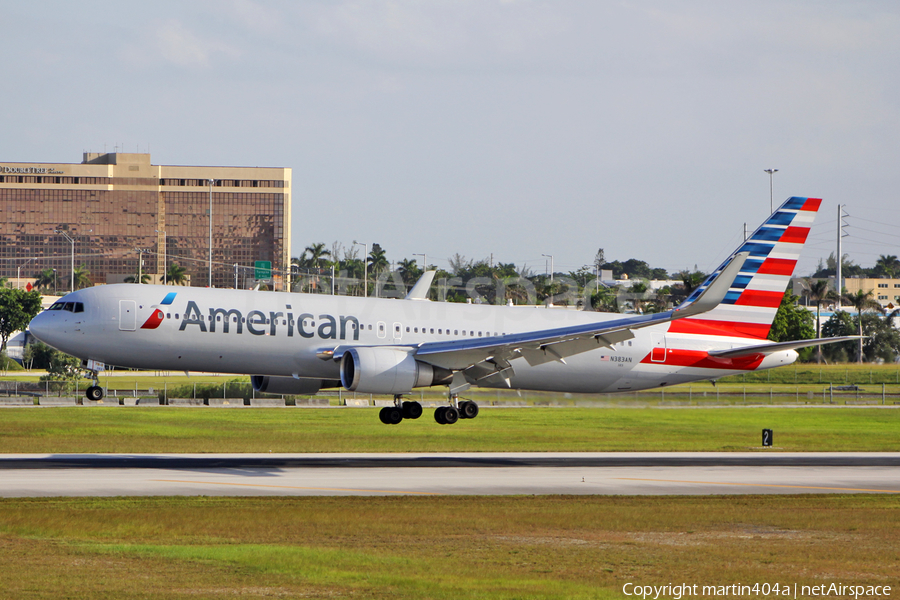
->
xmin=367 ymin=244 xmax=389 ymax=275
xmin=33 ymin=268 xmax=56 ymax=291
xmin=73 ymin=264 xmax=92 ymax=290
xmin=862 ymin=311 xmax=900 ymax=363
xmin=166 ymin=262 xmax=187 ymax=285
xmin=304 ymin=242 xmax=331 ymax=268
xmin=768 ymin=290 xmax=816 ymax=360
xmin=821 ymin=311 xmax=856 ymax=363
xmin=124 ymin=269 xmax=151 ymax=284
xmin=802 ymin=278 xmax=837 ymax=363
xmin=842 ymin=289 xmax=883 ymax=363
xmin=397 ymin=258 xmax=422 ymax=287
xmin=22 ymin=340 xmax=58 ymax=370
xmin=874 ymin=255 xmax=900 ymax=279
xmin=0 ymin=288 xmax=43 ymax=354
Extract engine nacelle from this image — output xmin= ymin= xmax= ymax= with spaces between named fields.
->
xmin=340 ymin=346 xmax=451 ymax=395
xmin=251 ymin=376 xmax=339 ymax=395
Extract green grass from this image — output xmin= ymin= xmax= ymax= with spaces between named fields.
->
xmin=0 ymin=495 xmax=898 ymax=599
xmin=0 ymin=406 xmax=898 ymax=453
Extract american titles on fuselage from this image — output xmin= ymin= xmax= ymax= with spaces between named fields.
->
xmin=176 ymin=300 xmax=361 ymax=340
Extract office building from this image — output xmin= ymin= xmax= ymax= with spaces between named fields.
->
xmin=0 ymin=152 xmax=291 ymax=290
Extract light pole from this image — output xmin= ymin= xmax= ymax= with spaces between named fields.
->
xmin=16 ymin=256 xmax=38 ymax=290
xmin=52 ymin=268 xmax=57 ymax=295
xmin=413 ymin=253 xmax=427 ymax=272
xmin=353 ymin=240 xmax=368 ymax=297
xmin=207 ymin=179 xmax=216 ymax=287
xmin=542 ymin=254 xmax=554 ymax=284
xmin=156 ymin=229 xmax=167 ymax=285
xmin=55 ymin=229 xmax=75 ymax=292
xmin=764 ymin=169 xmax=778 ymax=215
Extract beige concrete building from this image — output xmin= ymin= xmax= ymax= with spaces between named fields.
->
xmin=1 ymin=152 xmax=291 ymax=290
xmin=794 ymin=277 xmax=900 ymax=310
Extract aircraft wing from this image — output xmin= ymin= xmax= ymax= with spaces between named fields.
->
xmin=407 ymin=252 xmax=749 ymax=389
xmin=707 ymin=336 xmax=863 ymax=359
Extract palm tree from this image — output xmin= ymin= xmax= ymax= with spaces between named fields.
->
xmin=33 ymin=268 xmax=56 ymax=291
xmin=875 ymin=255 xmax=900 ymax=279
xmin=842 ymin=289 xmax=883 ymax=363
xmin=367 ymin=244 xmax=389 ymax=275
xmin=124 ymin=272 xmax=151 ymax=284
xmin=73 ymin=264 xmax=92 ymax=290
xmin=803 ymin=278 xmax=836 ymax=363
xmin=166 ymin=263 xmax=187 ymax=286
xmin=397 ymin=258 xmax=422 ymax=287
xmin=303 ymin=242 xmax=331 ymax=269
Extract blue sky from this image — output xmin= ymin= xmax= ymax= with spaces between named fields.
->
xmin=2 ymin=1 xmax=898 ymax=277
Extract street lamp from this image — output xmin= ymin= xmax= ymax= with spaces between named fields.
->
xmin=52 ymin=268 xmax=57 ymax=295
xmin=413 ymin=253 xmax=427 ymax=272
xmin=156 ymin=229 xmax=167 ymax=285
xmin=55 ymin=229 xmax=75 ymax=293
xmin=353 ymin=240 xmax=368 ymax=298
xmin=764 ymin=169 xmax=778 ymax=215
xmin=542 ymin=254 xmax=554 ymax=284
xmin=207 ymin=179 xmax=216 ymax=287
xmin=16 ymin=256 xmax=38 ymax=290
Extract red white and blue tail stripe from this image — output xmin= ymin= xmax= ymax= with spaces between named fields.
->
xmin=670 ymin=196 xmax=821 ymax=340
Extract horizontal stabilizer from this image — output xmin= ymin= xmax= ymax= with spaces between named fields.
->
xmin=708 ymin=336 xmax=863 ymax=359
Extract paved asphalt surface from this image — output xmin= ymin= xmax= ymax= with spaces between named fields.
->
xmin=1 ymin=453 xmax=899 ymax=497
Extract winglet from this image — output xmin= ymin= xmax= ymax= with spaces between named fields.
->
xmin=405 ymin=270 xmax=436 ymax=301
xmin=673 ymin=252 xmax=749 ymax=319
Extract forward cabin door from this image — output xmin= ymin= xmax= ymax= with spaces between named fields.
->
xmin=119 ymin=300 xmax=137 ymax=331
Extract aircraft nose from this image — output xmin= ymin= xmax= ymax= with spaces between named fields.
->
xmin=28 ymin=311 xmax=54 ymax=345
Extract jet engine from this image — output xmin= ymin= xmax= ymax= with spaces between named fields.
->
xmin=340 ymin=347 xmax=452 ymax=395
xmin=250 ymin=375 xmax=340 ymax=395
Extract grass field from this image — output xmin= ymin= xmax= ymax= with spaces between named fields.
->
xmin=0 ymin=406 xmax=897 ymax=453
xmin=0 ymin=495 xmax=897 ymax=599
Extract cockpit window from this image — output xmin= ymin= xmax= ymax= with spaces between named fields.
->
xmin=47 ymin=302 xmax=84 ymax=313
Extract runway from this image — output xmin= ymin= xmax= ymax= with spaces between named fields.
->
xmin=1 ymin=453 xmax=899 ymax=497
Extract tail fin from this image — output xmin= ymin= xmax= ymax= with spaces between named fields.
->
xmin=670 ymin=196 xmax=822 ymax=340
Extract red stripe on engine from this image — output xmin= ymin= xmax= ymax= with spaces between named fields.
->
xmin=667 ymin=318 xmax=772 ymax=340
xmin=736 ymin=290 xmax=784 ymax=308
xmin=779 ymin=226 xmax=809 ymax=244
xmin=801 ymin=197 xmax=822 ymax=212
xmin=641 ymin=349 xmax=765 ymax=370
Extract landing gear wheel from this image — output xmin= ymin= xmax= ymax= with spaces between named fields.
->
xmin=379 ymin=406 xmax=403 ymax=425
xmin=434 ymin=406 xmax=447 ymax=424
xmin=85 ymin=385 xmax=104 ymax=401
xmin=402 ymin=401 xmax=423 ymax=420
xmin=443 ymin=406 xmax=459 ymax=425
xmin=459 ymin=401 xmax=479 ymax=419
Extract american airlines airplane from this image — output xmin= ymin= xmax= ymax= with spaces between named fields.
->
xmin=29 ymin=196 xmax=849 ymax=425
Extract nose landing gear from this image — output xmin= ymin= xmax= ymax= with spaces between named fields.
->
xmin=81 ymin=360 xmax=105 ymax=402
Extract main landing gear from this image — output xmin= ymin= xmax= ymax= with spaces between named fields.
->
xmin=377 ymin=393 xmax=480 ymax=425
xmin=434 ymin=394 xmax=479 ymax=425
xmin=379 ymin=395 xmax=424 ymax=425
